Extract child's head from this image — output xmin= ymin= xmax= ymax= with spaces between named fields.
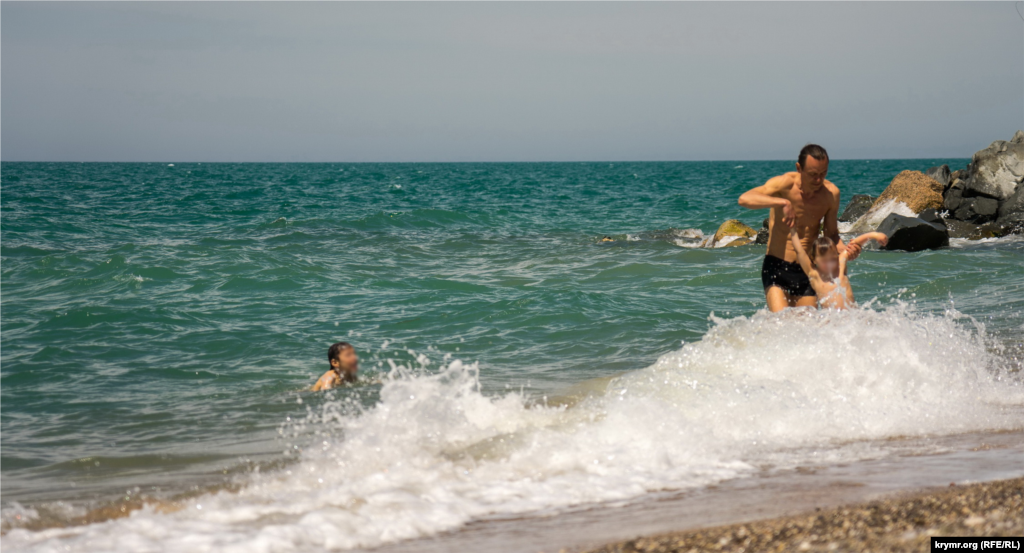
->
xmin=810 ymin=236 xmax=840 ymax=279
xmin=328 ymin=342 xmax=358 ymax=377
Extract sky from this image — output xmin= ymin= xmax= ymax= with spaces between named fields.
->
xmin=2 ymin=2 xmax=1022 ymax=162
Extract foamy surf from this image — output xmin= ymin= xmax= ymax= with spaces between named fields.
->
xmin=4 ymin=305 xmax=1023 ymax=553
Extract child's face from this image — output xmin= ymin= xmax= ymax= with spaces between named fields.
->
xmin=815 ymin=249 xmax=839 ymax=278
xmin=331 ymin=348 xmax=359 ymax=376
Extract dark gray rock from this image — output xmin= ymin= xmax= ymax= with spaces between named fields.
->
xmin=943 ymin=180 xmax=965 ymax=212
xmin=964 ymin=134 xmax=1024 ymax=200
xmin=996 ymin=182 xmax=1024 ymax=234
xmin=877 ymin=213 xmax=949 ymax=252
xmin=946 ymin=219 xmax=1003 ymax=240
xmin=839 ymin=194 xmax=876 ymax=222
xmin=918 ymin=208 xmax=946 ymax=226
xmin=953 ymin=197 xmax=1000 ymax=224
xmin=925 ymin=165 xmax=951 ymax=188
xmin=754 ymin=218 xmax=769 ymax=244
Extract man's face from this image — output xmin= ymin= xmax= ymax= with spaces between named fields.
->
xmin=332 ymin=348 xmax=359 ymax=376
xmin=797 ymin=156 xmax=828 ymax=191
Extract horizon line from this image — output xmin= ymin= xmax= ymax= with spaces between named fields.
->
xmin=0 ymin=156 xmax=973 ymax=164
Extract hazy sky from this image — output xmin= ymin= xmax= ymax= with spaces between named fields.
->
xmin=2 ymin=2 xmax=1022 ymax=162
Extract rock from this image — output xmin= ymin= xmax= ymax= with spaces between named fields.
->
xmin=1013 ymin=130 xmax=1024 ymax=144
xmin=943 ymin=179 xmax=965 ymax=212
xmin=963 ymin=134 xmax=1024 ymax=201
xmin=953 ymin=197 xmax=1000 ymax=224
xmin=945 ymin=219 xmax=1003 ymax=240
xmin=839 ymin=194 xmax=876 ymax=222
xmin=754 ymin=219 xmax=769 ymax=244
xmin=877 ymin=213 xmax=949 ymax=252
xmin=925 ymin=165 xmax=951 ymax=188
xmin=996 ymin=182 xmax=1024 ymax=234
xmin=711 ymin=219 xmax=756 ymax=247
xmin=951 ymin=169 xmax=968 ymax=181
xmin=871 ymin=170 xmax=944 ymax=214
xmin=918 ymin=208 xmax=946 ymax=226
xmin=723 ymin=238 xmax=752 ymax=247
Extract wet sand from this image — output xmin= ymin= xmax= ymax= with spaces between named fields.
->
xmin=585 ymin=476 xmax=1023 ymax=553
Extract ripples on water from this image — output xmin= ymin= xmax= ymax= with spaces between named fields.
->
xmin=1 ymin=161 xmax=1022 ymax=550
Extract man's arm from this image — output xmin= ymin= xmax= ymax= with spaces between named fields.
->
xmin=739 ymin=175 xmax=796 ymax=227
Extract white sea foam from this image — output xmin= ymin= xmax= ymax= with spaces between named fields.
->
xmin=848 ymin=198 xmax=917 ymax=234
xmin=5 ymin=305 xmax=1023 ymax=552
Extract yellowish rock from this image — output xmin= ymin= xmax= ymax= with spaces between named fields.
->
xmin=712 ymin=219 xmax=757 ymax=247
xmin=871 ymin=170 xmax=944 ymax=214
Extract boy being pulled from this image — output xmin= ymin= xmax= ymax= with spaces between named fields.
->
xmin=312 ymin=342 xmax=359 ymax=391
xmin=789 ymin=228 xmax=887 ymax=310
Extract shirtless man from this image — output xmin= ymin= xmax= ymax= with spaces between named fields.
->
xmin=738 ymin=144 xmax=861 ymax=312
xmin=312 ymin=342 xmax=359 ymax=391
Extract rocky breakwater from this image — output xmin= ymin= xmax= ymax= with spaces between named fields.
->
xmin=845 ymin=130 xmax=1024 ymax=250
xmin=941 ymin=130 xmax=1024 ymax=234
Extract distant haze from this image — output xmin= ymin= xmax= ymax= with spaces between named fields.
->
xmin=2 ymin=2 xmax=1022 ymax=162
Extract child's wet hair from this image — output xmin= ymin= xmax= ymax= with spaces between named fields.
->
xmin=810 ymin=236 xmax=837 ymax=264
xmin=328 ymin=341 xmax=353 ymax=364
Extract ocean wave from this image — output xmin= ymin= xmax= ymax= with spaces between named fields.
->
xmin=5 ymin=304 xmax=1022 ymax=552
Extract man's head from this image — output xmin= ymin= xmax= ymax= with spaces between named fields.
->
xmin=796 ymin=144 xmax=829 ymax=192
xmin=328 ymin=342 xmax=358 ymax=378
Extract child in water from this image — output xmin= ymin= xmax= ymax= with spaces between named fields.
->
xmin=789 ymin=228 xmax=887 ymax=310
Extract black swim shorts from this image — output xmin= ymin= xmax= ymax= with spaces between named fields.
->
xmin=761 ymin=255 xmax=815 ymax=297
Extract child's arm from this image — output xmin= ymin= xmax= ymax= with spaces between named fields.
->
xmin=849 ymin=232 xmax=888 ymax=250
xmin=789 ymin=228 xmax=818 ymax=280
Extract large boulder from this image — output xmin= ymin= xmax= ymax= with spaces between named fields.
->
xmin=996 ymin=182 xmax=1024 ymax=234
xmin=877 ymin=213 xmax=949 ymax=252
xmin=871 ymin=170 xmax=944 ymax=214
xmin=943 ymin=178 xmax=966 ymax=212
xmin=963 ymin=134 xmax=1024 ymax=201
xmin=839 ymin=194 xmax=876 ymax=222
xmin=925 ymin=164 xmax=951 ymax=188
xmin=953 ymin=196 xmax=1000 ymax=224
xmin=711 ymin=219 xmax=756 ymax=247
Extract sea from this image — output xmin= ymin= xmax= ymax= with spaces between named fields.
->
xmin=2 ymin=160 xmax=1023 ymax=552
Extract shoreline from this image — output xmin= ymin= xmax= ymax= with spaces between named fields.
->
xmin=584 ymin=476 xmax=1023 ymax=553
xmin=5 ymin=430 xmax=1021 ymax=550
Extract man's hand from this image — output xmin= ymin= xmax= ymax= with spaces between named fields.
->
xmin=842 ymin=242 xmax=862 ymax=261
xmin=782 ymin=200 xmax=795 ymax=228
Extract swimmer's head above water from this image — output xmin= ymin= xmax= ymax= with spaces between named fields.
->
xmin=329 ymin=341 xmax=358 ymax=379
xmin=313 ymin=342 xmax=359 ymax=391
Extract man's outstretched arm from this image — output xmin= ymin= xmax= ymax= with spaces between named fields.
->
xmin=738 ymin=176 xmax=795 ymax=227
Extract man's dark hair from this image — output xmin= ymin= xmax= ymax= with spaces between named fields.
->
xmin=328 ymin=342 xmax=353 ymax=364
xmin=798 ymin=144 xmax=829 ymax=167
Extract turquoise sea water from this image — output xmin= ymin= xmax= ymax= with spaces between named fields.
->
xmin=2 ymin=161 xmax=1022 ymax=550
